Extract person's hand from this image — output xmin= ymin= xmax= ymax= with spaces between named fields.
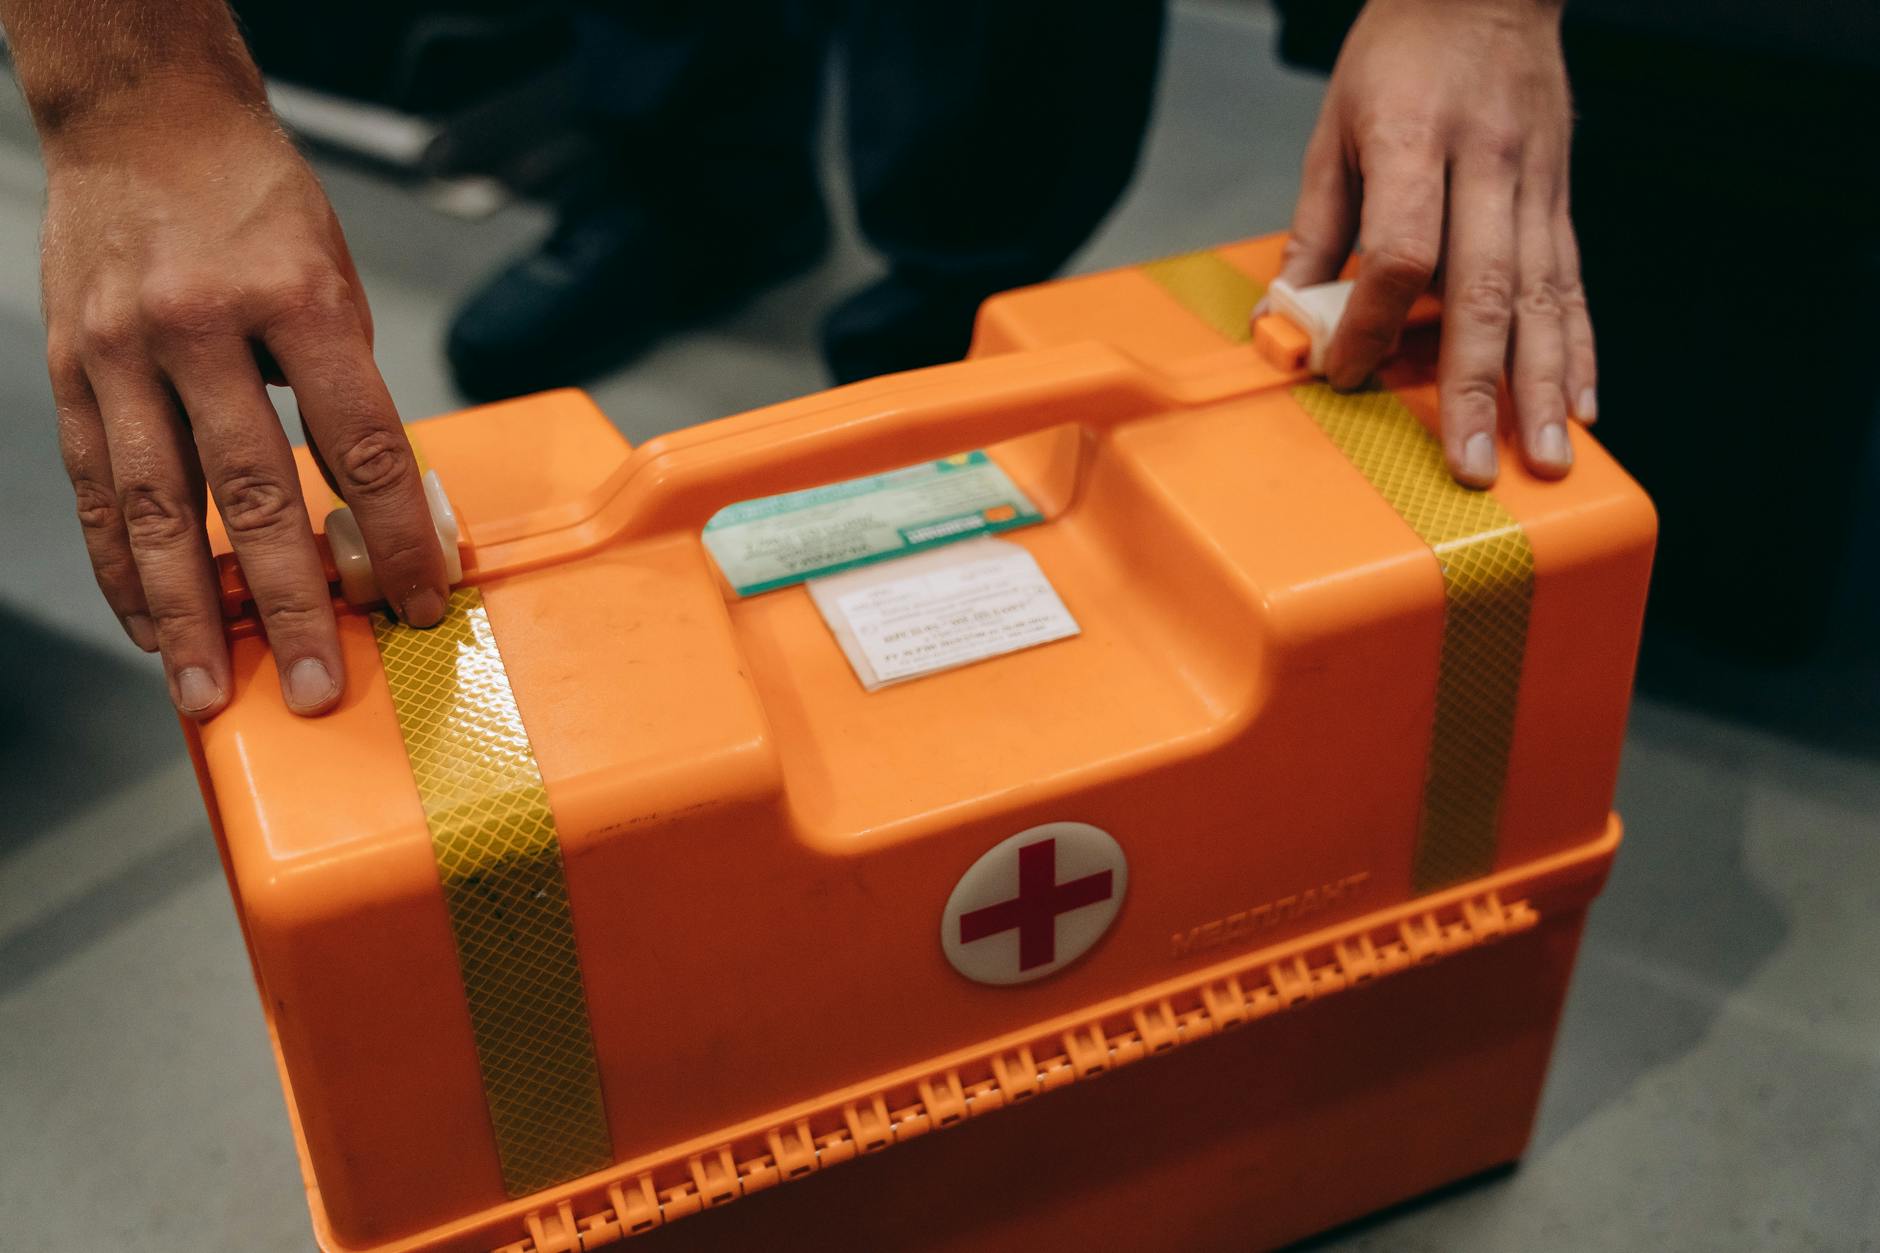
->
xmin=1275 ymin=0 xmax=1594 ymax=486
xmin=40 ymin=93 xmax=447 ymax=720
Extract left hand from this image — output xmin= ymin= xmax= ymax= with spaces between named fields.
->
xmin=1273 ymin=0 xmax=1595 ymax=487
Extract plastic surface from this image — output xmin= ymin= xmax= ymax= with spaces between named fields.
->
xmin=186 ymin=234 xmax=1655 ymax=1253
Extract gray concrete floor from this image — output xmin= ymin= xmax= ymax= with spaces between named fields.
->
xmin=2 ymin=5 xmax=1876 ymax=1250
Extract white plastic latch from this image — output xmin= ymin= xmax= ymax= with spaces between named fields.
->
xmin=324 ymin=469 xmax=464 ymax=608
xmin=1265 ymin=277 xmax=1354 ymax=375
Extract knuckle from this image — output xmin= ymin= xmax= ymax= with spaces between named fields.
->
xmin=139 ymin=275 xmax=237 ymax=341
xmin=1449 ymin=376 xmax=1504 ymax=415
xmin=78 ymin=300 xmax=139 ymax=361
xmin=217 ymin=471 xmax=302 ymax=537
xmin=332 ymin=427 xmax=415 ymax=498
xmin=365 ymin=527 xmax=438 ymax=580
xmin=70 ymin=474 xmax=122 ymax=533
xmin=259 ymin=590 xmax=331 ymax=636
xmin=1367 ymin=239 xmax=1439 ymax=289
xmin=1455 ymin=267 xmax=1517 ymax=323
xmin=1470 ymin=124 xmax=1525 ymax=169
xmin=1556 ymin=276 xmax=1590 ymax=315
xmin=271 ymin=267 xmax=354 ymax=326
xmin=89 ymin=552 xmax=140 ymax=600
xmin=118 ymin=479 xmax=196 ymax=547
xmin=45 ymin=334 xmax=85 ymax=390
xmin=146 ymin=597 xmax=210 ymax=636
xmin=1516 ymin=278 xmax=1563 ymax=320
xmin=1364 ymin=113 xmax=1441 ymax=159
xmin=1280 ymin=234 xmax=1323 ymax=266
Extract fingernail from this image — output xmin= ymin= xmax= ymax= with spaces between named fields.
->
xmin=1461 ymin=432 xmax=1498 ymax=486
xmin=285 ymin=657 xmax=338 ymax=713
xmin=176 ymin=666 xmax=223 ymax=715
xmin=1577 ymin=387 xmax=1598 ymax=424
xmin=120 ymin=612 xmax=157 ymax=652
xmin=1535 ymin=421 xmax=1573 ymax=470
xmin=402 ymin=588 xmax=446 ymax=628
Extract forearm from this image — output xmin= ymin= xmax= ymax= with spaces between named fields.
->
xmin=0 ymin=0 xmax=267 ymax=151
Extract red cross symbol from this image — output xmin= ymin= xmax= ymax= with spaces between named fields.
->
xmin=957 ymin=837 xmax=1116 ymax=971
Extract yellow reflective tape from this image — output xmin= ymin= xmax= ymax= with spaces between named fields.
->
xmin=1137 ymin=244 xmax=1534 ymax=893
xmin=1139 ymin=248 xmax=1265 ymax=342
xmin=373 ymin=587 xmax=612 ymax=1197
xmin=1290 ymin=384 xmax=1533 ymax=893
xmin=328 ymin=428 xmax=432 ymax=511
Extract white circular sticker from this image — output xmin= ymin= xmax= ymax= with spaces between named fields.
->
xmin=941 ymin=822 xmax=1128 ymax=986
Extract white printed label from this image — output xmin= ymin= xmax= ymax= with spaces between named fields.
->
xmin=810 ymin=538 xmax=1079 ymax=689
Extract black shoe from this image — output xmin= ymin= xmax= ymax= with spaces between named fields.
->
xmin=820 ymin=273 xmax=995 ymax=386
xmin=447 ymin=183 xmax=829 ymax=402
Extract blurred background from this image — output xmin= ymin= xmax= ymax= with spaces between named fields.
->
xmin=1 ymin=1 xmax=1876 ymax=1248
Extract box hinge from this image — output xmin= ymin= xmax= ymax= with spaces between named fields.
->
xmin=1131 ymin=999 xmax=1183 ymax=1056
xmin=918 ymin=1072 xmax=970 ymax=1130
xmin=766 ymin=1119 xmax=820 ymax=1182
xmin=606 ymin=1176 xmax=664 ymax=1240
xmin=687 ymin=1147 xmax=741 ymax=1208
xmin=843 ymin=1095 xmax=894 ymax=1153
xmin=990 ymin=1046 xmax=1043 ymax=1104
xmin=493 ymin=1199 xmax=580 ymax=1253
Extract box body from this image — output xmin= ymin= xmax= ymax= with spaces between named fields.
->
xmin=188 ymin=236 xmax=1654 ymax=1252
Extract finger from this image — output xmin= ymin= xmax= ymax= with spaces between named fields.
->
xmin=331 ymin=222 xmax=376 ymax=349
xmin=87 ymin=361 xmax=229 ymax=718
xmin=1510 ymin=173 xmax=1572 ymax=478
xmin=1324 ymin=135 xmax=1443 ymax=389
xmin=164 ymin=340 xmax=345 ymax=716
xmin=50 ymin=345 xmax=155 ymax=650
xmin=300 ymin=410 xmax=343 ymax=503
xmin=1272 ymin=113 xmax=1360 ymax=301
xmin=264 ymin=286 xmax=447 ymax=626
xmin=1554 ymin=210 xmax=1597 ymax=424
xmin=1438 ymin=160 xmax=1519 ymax=488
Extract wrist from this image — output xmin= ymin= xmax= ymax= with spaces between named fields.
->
xmin=39 ymin=72 xmax=280 ymax=174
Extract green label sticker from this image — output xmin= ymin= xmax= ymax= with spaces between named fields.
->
xmin=702 ymin=452 xmax=1045 ymax=596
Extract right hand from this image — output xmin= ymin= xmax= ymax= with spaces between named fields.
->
xmin=1273 ymin=0 xmax=1592 ymax=487
xmin=41 ymin=95 xmax=447 ymax=720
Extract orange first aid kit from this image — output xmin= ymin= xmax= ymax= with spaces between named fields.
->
xmin=187 ymin=236 xmax=1654 ymax=1252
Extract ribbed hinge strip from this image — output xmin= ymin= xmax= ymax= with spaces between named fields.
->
xmin=491 ymin=889 xmax=1538 ymax=1253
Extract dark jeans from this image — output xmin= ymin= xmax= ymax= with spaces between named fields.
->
xmin=1564 ymin=23 xmax=1880 ymax=662
xmin=570 ymin=1 xmax=1167 ymax=296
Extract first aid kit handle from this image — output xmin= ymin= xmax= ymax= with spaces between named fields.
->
xmin=471 ymin=341 xmax=1177 ymax=577
xmin=614 ymin=341 xmax=1167 ymax=538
